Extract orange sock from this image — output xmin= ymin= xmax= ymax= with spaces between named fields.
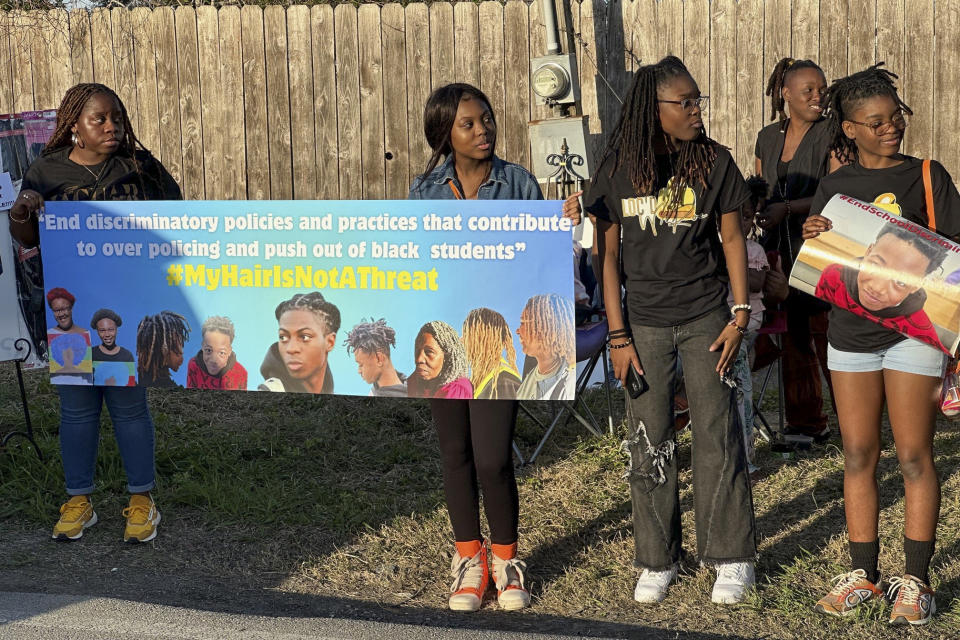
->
xmin=491 ymin=542 xmax=518 ymax=561
xmin=455 ymin=540 xmax=483 ymax=558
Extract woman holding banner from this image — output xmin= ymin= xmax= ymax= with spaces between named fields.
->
xmin=408 ymin=82 xmax=580 ymax=612
xmin=802 ymin=65 xmax=960 ymax=625
xmin=8 ymin=83 xmax=181 ymax=544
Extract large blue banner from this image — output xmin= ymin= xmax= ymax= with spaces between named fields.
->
xmin=38 ymin=201 xmax=575 ymax=401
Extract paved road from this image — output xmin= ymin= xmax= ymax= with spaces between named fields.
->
xmin=0 ymin=591 xmax=618 ymax=640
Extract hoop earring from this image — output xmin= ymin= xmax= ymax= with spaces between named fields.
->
xmin=71 ymin=133 xmax=83 ymax=148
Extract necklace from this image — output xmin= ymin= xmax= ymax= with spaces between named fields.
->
xmin=79 ymin=160 xmax=107 ymax=184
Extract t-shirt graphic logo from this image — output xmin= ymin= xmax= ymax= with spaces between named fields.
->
xmin=873 ymin=193 xmax=902 ymax=216
xmin=621 ymin=179 xmax=700 ymax=237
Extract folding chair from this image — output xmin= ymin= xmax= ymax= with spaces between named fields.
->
xmin=750 ymin=310 xmax=786 ymax=443
xmin=515 ymin=318 xmax=614 ymax=465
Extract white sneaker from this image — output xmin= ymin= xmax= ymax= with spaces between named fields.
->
xmin=633 ymin=565 xmax=678 ymax=603
xmin=711 ymin=561 xmax=755 ymax=604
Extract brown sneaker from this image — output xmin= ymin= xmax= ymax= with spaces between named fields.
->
xmin=888 ymin=574 xmax=935 ymax=625
xmin=814 ymin=569 xmax=884 ymax=617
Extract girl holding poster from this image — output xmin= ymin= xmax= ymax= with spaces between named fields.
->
xmin=802 ymin=64 xmax=960 ymax=625
xmin=584 ymin=56 xmax=756 ymax=606
xmin=7 ymin=83 xmax=181 ymax=544
xmin=408 ymin=83 xmax=580 ymax=612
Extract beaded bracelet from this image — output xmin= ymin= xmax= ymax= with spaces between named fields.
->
xmin=608 ymin=338 xmax=634 ymax=349
xmin=730 ymin=303 xmax=752 ymax=314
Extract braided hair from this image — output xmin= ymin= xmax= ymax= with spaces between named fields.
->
xmin=44 ymin=83 xmax=161 ymax=197
xmin=822 ymin=63 xmax=912 ymax=165
xmin=344 ymin=318 xmax=396 ymax=357
xmin=462 ymin=308 xmax=518 ymax=390
xmin=414 ymin=320 xmax=468 ymax=386
xmin=602 ymin=56 xmax=719 ymax=214
xmin=274 ymin=292 xmax=341 ymax=335
xmin=765 ymin=58 xmax=824 ymax=122
xmin=522 ymin=294 xmax=575 ymax=368
xmin=136 ymin=310 xmax=190 ymax=382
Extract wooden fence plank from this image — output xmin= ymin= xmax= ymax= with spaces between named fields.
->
xmin=656 ymin=0 xmax=683 ymax=60
xmin=240 ymin=6 xmax=268 ymax=199
xmin=902 ymin=0 xmax=933 ymax=158
xmin=0 ymin=14 xmax=12 ymax=113
xmin=69 ymin=9 xmax=92 ymax=86
xmin=197 ymin=6 xmax=222 ymax=199
xmin=405 ymin=3 xmax=430 ymax=181
xmin=684 ymin=0 xmax=709 ymax=125
xmin=763 ymin=0 xmax=791 ymax=83
xmin=818 ymin=0 xmax=847 ymax=81
xmin=29 ymin=12 xmax=53 ymax=110
xmin=934 ymin=0 xmax=960 ymax=174
xmin=528 ymin=0 xmax=550 ymax=123
xmin=112 ymin=8 xmax=138 ymax=129
xmin=502 ymin=0 xmax=529 ymax=168
xmin=44 ymin=10 xmax=72 ymax=108
xmin=264 ymin=5 xmax=292 ymax=200
xmin=152 ymin=7 xmax=182 ymax=187
xmin=11 ymin=12 xmax=33 ymax=112
xmin=454 ymin=2 xmax=479 ymax=87
xmin=430 ymin=2 xmax=455 ymax=89
xmin=219 ymin=6 xmax=246 ymax=200
xmin=382 ymin=3 xmax=410 ymax=199
xmin=175 ymin=7 xmax=204 ymax=199
xmin=847 ymin=0 xmax=876 ymax=73
xmin=288 ymin=5 xmax=316 ymax=200
xmin=131 ymin=7 xmax=160 ymax=160
xmin=791 ymin=0 xmax=819 ymax=62
xmin=335 ymin=3 xmax=362 ymax=199
xmin=479 ymin=2 xmax=505 ymax=132
xmin=710 ymin=0 xmax=737 ymax=152
xmin=311 ymin=4 xmax=339 ymax=199
xmin=876 ymin=0 xmax=905 ymax=75
xmin=358 ymin=4 xmax=385 ymax=199
xmin=577 ymin=0 xmax=600 ymax=140
xmin=90 ymin=8 xmax=115 ymax=89
xmin=737 ymin=0 xmax=764 ymax=175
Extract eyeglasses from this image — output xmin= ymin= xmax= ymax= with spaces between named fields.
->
xmin=846 ymin=112 xmax=908 ymax=135
xmin=657 ymin=96 xmax=709 ymax=111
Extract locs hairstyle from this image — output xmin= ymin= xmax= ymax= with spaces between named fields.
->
xmin=344 ymin=318 xmax=396 ymax=357
xmin=462 ymin=308 xmax=517 ymax=390
xmin=601 ymin=56 xmax=720 ymax=214
xmin=822 ymin=63 xmax=912 ymax=165
xmin=43 ymin=83 xmax=164 ymax=195
xmin=421 ymin=83 xmax=496 ymax=178
xmin=275 ymin=292 xmax=341 ymax=335
xmin=136 ymin=310 xmax=190 ymax=381
xmin=523 ymin=294 xmax=576 ymax=368
xmin=764 ymin=57 xmax=824 ymax=122
xmin=415 ymin=321 xmax=468 ymax=386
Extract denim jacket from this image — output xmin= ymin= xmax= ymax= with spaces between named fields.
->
xmin=408 ymin=154 xmax=543 ymax=201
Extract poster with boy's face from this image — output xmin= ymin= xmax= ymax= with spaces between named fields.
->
xmin=789 ymin=193 xmax=960 ymax=355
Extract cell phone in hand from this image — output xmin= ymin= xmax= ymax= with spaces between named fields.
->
xmin=626 ymin=363 xmax=649 ymax=399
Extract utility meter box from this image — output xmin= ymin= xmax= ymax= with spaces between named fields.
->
xmin=528 ymin=115 xmax=592 ymax=184
xmin=530 ymin=54 xmax=579 ymax=105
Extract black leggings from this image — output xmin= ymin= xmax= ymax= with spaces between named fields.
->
xmin=430 ymin=398 xmax=519 ymax=545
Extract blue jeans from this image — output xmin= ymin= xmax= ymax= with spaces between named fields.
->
xmin=625 ymin=305 xmax=756 ymax=569
xmin=58 ymin=385 xmax=156 ymax=495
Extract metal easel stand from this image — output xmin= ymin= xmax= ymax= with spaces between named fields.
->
xmin=1 ymin=338 xmax=42 ymax=460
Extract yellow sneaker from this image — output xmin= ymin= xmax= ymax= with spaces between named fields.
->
xmin=52 ymin=496 xmax=97 ymax=541
xmin=122 ymin=494 xmax=161 ymax=543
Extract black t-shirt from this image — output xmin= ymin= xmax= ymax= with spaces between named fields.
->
xmin=584 ymin=146 xmax=751 ymax=326
xmin=22 ymin=146 xmax=182 ymax=202
xmin=754 ymin=117 xmax=832 ymax=266
xmin=92 ymin=345 xmax=134 ymax=362
xmin=809 ymin=155 xmax=960 ymax=352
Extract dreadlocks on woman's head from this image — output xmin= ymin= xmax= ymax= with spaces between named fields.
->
xmin=344 ymin=318 xmax=396 ymax=356
xmin=522 ymin=294 xmax=575 ymax=368
xmin=462 ymin=308 xmax=518 ymax=390
xmin=822 ymin=63 xmax=912 ymax=165
xmin=136 ymin=310 xmax=190 ymax=381
xmin=603 ymin=56 xmax=719 ymax=213
xmin=274 ymin=292 xmax=341 ymax=335
xmin=46 ymin=83 xmax=141 ymax=157
xmin=765 ymin=57 xmax=824 ymax=122
xmin=415 ymin=321 xmax=468 ymax=385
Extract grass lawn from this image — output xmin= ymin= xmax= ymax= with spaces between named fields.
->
xmin=2 ymin=365 xmax=960 ymax=639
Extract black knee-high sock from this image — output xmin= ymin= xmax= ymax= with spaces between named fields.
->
xmin=849 ymin=540 xmax=880 ymax=584
xmin=904 ymin=537 xmax=935 ymax=584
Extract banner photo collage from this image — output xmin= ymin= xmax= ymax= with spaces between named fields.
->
xmin=38 ymin=200 xmax=575 ymax=401
xmin=790 ymin=193 xmax=960 ymax=355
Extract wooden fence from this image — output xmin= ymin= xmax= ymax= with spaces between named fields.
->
xmin=0 ymin=0 xmax=956 ymax=200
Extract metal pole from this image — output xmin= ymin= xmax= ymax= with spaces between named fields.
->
xmin=541 ymin=0 xmax=561 ymax=54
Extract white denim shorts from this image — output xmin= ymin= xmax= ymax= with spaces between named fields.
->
xmin=827 ymin=339 xmax=947 ymax=377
